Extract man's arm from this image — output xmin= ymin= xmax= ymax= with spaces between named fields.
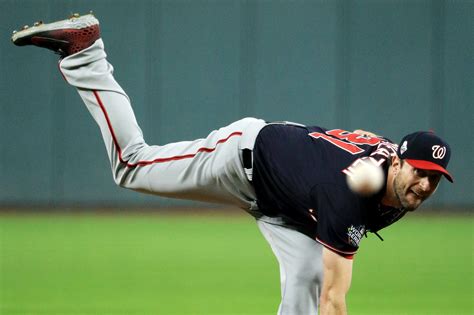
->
xmin=320 ymin=247 xmax=353 ymax=315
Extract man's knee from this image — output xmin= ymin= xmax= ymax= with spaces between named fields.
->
xmin=287 ymin=259 xmax=323 ymax=288
xmin=110 ymin=166 xmax=139 ymax=190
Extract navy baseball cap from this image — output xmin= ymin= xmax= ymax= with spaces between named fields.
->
xmin=397 ymin=131 xmax=453 ymax=182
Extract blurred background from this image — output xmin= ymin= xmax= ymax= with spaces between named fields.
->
xmin=0 ymin=1 xmax=473 ymax=314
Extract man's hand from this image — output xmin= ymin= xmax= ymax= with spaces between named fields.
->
xmin=320 ymin=247 xmax=353 ymax=315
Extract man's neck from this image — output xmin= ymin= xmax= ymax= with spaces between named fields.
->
xmin=381 ymin=166 xmax=402 ymax=208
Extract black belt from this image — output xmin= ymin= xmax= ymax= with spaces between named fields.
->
xmin=242 ymin=148 xmax=253 ymax=169
xmin=242 ymin=148 xmax=254 ymax=181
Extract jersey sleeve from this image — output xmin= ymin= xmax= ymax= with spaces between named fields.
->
xmin=311 ymin=184 xmax=366 ymax=258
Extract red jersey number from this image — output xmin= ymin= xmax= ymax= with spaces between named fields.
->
xmin=309 ymin=129 xmax=382 ymax=155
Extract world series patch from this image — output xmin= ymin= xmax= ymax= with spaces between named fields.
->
xmin=347 ymin=225 xmax=366 ymax=247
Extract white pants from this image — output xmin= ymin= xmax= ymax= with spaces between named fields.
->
xmin=258 ymin=219 xmax=323 ymax=315
xmin=59 ymin=39 xmax=323 ymax=315
xmin=60 ymin=39 xmax=265 ymax=210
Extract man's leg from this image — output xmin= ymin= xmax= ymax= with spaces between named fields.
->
xmin=60 ymin=39 xmax=266 ymax=207
xmin=257 ymin=219 xmax=324 ymax=315
xmin=12 ymin=13 xmax=266 ymax=209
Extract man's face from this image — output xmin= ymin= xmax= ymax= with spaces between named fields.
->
xmin=393 ymin=159 xmax=442 ymax=211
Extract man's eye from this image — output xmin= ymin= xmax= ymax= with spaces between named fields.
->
xmin=414 ymin=168 xmax=427 ymax=177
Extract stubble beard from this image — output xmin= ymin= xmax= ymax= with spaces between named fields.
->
xmin=393 ymin=175 xmax=417 ymax=211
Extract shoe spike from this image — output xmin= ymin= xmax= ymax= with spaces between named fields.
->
xmin=22 ymin=25 xmax=29 ymax=30
xmin=34 ymin=21 xmax=43 ymax=27
xmin=71 ymin=13 xmax=80 ymax=18
xmin=12 ymin=30 xmax=17 ymax=34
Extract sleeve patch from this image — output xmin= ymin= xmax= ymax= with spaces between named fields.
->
xmin=347 ymin=225 xmax=366 ymax=247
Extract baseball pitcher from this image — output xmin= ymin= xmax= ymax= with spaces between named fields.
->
xmin=12 ymin=13 xmax=453 ymax=315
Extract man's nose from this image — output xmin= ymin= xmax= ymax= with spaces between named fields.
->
xmin=419 ymin=177 xmax=432 ymax=192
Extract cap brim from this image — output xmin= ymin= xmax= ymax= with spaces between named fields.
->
xmin=405 ymin=159 xmax=454 ymax=183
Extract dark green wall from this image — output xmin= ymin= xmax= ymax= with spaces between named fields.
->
xmin=1 ymin=0 xmax=472 ymax=207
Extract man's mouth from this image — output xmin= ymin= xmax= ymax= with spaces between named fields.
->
xmin=410 ymin=189 xmax=425 ymax=200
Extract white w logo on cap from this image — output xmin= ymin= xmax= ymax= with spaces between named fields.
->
xmin=432 ymin=145 xmax=446 ymax=159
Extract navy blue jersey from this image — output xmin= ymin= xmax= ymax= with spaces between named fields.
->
xmin=252 ymin=123 xmax=405 ymax=256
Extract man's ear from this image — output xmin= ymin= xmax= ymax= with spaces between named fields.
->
xmin=391 ymin=156 xmax=401 ymax=175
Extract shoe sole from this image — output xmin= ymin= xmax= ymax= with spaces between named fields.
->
xmin=12 ymin=13 xmax=99 ymax=45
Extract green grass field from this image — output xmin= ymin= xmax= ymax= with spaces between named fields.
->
xmin=0 ymin=211 xmax=472 ymax=315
